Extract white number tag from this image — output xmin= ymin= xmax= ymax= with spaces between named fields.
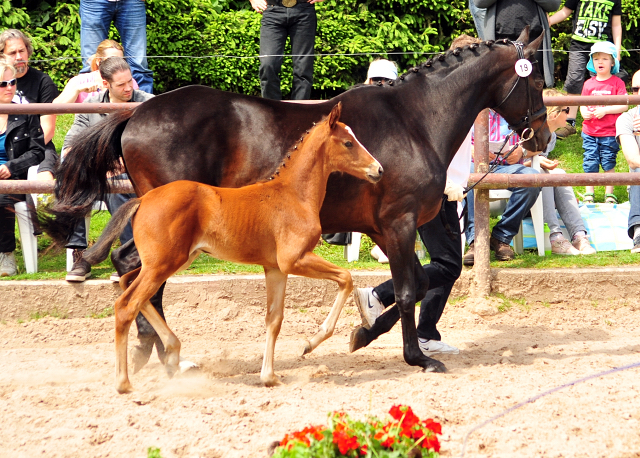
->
xmin=515 ymin=59 xmax=532 ymax=77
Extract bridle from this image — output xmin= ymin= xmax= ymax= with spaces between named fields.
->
xmin=491 ymin=39 xmax=547 ymax=153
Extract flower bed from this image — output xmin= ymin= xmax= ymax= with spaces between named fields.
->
xmin=270 ymin=405 xmax=442 ymax=458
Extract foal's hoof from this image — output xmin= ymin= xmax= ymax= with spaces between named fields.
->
xmin=349 ymin=326 xmax=369 ymax=353
xmin=422 ymin=358 xmax=448 ymax=374
xmin=116 ymin=380 xmax=134 ymax=394
xmin=301 ymin=340 xmax=313 ymax=356
xmin=261 ymin=375 xmax=282 ymax=387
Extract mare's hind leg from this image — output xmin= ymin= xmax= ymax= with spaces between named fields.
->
xmin=261 ymin=267 xmax=288 ymax=387
xmin=284 ymin=252 xmax=353 ymax=354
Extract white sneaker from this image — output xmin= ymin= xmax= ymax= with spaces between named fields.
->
xmin=572 ymin=235 xmax=596 ymax=254
xmin=353 ymin=287 xmax=384 ymax=329
xmin=370 ymin=245 xmax=389 ymax=263
xmin=418 ymin=338 xmax=460 ymax=356
xmin=0 ymin=252 xmax=17 ymax=277
xmin=551 ymin=238 xmax=581 ymax=255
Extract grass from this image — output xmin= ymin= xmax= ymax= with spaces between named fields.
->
xmin=29 ymin=308 xmax=68 ymax=320
xmin=6 ymin=111 xmax=640 ymax=280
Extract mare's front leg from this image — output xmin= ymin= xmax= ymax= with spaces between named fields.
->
xmin=261 ymin=266 xmax=288 ymax=387
xmin=284 ymin=252 xmax=353 ymax=354
xmin=384 ymin=222 xmax=446 ymax=373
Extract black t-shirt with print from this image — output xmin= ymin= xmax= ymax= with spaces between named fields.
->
xmin=15 ymin=67 xmax=59 ymax=173
xmin=565 ymin=0 xmax=622 ymax=44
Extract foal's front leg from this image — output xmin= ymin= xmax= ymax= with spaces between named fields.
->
xmin=261 ymin=267 xmax=288 ymax=387
xmin=285 ymin=252 xmax=353 ymax=354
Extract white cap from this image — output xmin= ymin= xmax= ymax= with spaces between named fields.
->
xmin=367 ymin=59 xmax=398 ymax=81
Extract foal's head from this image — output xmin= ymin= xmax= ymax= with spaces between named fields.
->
xmin=321 ymin=102 xmax=384 ymax=183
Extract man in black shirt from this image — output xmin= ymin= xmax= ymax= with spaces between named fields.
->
xmin=0 ymin=29 xmax=59 ymax=179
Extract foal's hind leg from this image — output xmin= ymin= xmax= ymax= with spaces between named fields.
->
xmin=284 ymin=252 xmax=353 ymax=354
xmin=261 ymin=266 xmax=288 ymax=387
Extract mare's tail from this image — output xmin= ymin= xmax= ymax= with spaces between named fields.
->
xmin=84 ymin=198 xmax=141 ymax=265
xmin=39 ymin=109 xmax=136 ymax=244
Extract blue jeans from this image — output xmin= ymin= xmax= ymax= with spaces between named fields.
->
xmin=581 ymin=133 xmax=619 ymax=173
xmin=628 ymin=167 xmax=640 ymax=239
xmin=80 ymin=0 xmax=154 ymax=93
xmin=259 ymin=3 xmax=316 ymax=100
xmin=465 ymin=163 xmax=541 ymax=245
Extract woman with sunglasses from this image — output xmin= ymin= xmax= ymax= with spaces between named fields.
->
xmin=0 ymin=59 xmax=45 ymax=276
xmin=522 ymin=88 xmax=596 ymax=255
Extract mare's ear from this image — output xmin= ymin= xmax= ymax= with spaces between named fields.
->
xmin=328 ymin=102 xmax=342 ymax=129
xmin=516 ymin=25 xmax=530 ymax=44
xmin=525 ymin=32 xmax=544 ymax=59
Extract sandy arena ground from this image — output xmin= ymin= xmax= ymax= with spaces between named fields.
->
xmin=1 ymin=291 xmax=640 ymax=458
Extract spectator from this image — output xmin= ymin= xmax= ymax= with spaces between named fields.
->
xmin=579 ymin=41 xmax=627 ymax=204
xmin=250 ymin=0 xmax=325 ymax=100
xmin=463 ymin=110 xmax=541 ymax=265
xmin=616 ymin=69 xmax=640 ymax=253
xmin=55 ymin=39 xmax=139 ymax=104
xmin=0 ymin=29 xmax=59 ymax=181
xmin=469 ymin=0 xmax=486 ymax=40
xmin=525 ymin=88 xmax=596 ymax=255
xmin=548 ymin=0 xmax=622 ymax=138
xmin=353 ymin=35 xmax=480 ymax=357
xmin=79 ymin=0 xmax=153 ymax=93
xmin=473 ymin=0 xmax=560 ymax=88
xmin=0 ymin=59 xmax=45 ymax=276
xmin=63 ymin=57 xmax=153 ymax=282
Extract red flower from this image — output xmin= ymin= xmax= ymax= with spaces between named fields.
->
xmin=422 ymin=434 xmax=441 ymax=452
xmin=423 ymin=418 xmax=442 ymax=435
xmin=360 ymin=444 xmax=368 ymax=455
xmin=332 ymin=428 xmax=360 ymax=455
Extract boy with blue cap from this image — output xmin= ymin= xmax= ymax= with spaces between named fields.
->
xmin=579 ymin=41 xmax=627 ymax=204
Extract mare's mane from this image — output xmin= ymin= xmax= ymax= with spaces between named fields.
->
xmin=354 ymin=39 xmax=513 ymax=90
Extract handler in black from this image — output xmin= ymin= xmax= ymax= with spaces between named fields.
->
xmin=250 ymin=0 xmax=324 ymax=100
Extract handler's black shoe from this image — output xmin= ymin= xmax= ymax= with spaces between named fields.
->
xmin=66 ymin=249 xmax=92 ymax=282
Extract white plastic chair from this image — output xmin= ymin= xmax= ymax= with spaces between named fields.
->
xmin=488 ymin=155 xmax=545 ymax=256
xmin=344 ymin=232 xmax=361 ymax=262
xmin=14 ymin=166 xmax=40 ymax=273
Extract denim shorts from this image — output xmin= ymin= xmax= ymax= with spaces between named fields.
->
xmin=582 ymin=133 xmax=619 ymax=173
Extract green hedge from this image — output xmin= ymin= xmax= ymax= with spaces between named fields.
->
xmin=3 ymin=0 xmax=640 ymax=97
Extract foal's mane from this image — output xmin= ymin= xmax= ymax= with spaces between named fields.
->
xmin=264 ymin=114 xmax=329 ymax=182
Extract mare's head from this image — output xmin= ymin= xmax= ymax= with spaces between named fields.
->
xmin=491 ymin=27 xmax=551 ymax=153
xmin=320 ymin=102 xmax=384 ymax=183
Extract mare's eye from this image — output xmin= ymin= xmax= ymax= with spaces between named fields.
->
xmin=345 ymin=141 xmax=353 ymax=148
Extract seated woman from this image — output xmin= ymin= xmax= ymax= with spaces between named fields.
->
xmin=53 ymin=39 xmax=140 ymax=104
xmin=524 ymin=88 xmax=596 ymax=255
xmin=0 ymin=59 xmax=45 ymax=276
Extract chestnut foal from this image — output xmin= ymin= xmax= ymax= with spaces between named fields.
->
xmin=85 ymin=103 xmax=383 ymax=393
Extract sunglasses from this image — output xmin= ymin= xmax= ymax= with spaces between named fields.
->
xmin=370 ymin=77 xmax=394 ymax=84
xmin=633 ymin=87 xmax=640 ymax=94
xmin=0 ymin=78 xmax=16 ymax=88
xmin=560 ymin=107 xmax=570 ymax=113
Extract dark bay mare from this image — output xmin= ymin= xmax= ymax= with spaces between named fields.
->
xmin=48 ymin=28 xmax=550 ymax=375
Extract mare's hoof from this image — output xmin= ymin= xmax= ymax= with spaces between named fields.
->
xmin=422 ymin=359 xmax=447 ymax=373
xmin=301 ymin=340 xmax=312 ymax=356
xmin=131 ymin=339 xmax=155 ymax=374
xmin=349 ymin=326 xmax=369 ymax=353
xmin=178 ymin=357 xmax=200 ymax=374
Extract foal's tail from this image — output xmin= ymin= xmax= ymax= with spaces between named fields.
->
xmin=84 ymin=198 xmax=141 ymax=265
xmin=39 ymin=109 xmax=137 ymax=244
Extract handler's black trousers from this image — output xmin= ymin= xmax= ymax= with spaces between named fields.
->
xmin=373 ymin=200 xmax=463 ymax=341
xmin=259 ymin=3 xmax=316 ymax=101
